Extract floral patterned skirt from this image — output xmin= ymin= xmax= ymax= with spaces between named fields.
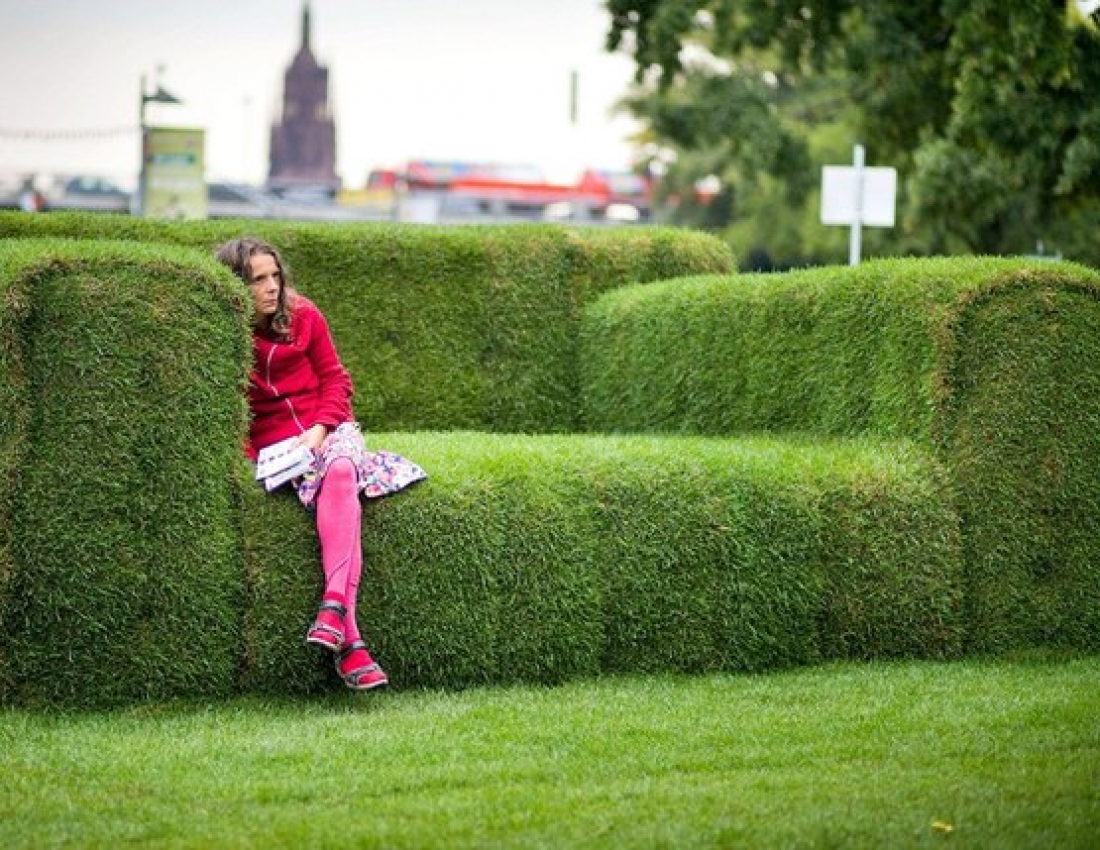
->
xmin=294 ymin=422 xmax=427 ymax=508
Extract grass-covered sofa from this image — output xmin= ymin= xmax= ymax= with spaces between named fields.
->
xmin=0 ymin=212 xmax=1097 ymax=708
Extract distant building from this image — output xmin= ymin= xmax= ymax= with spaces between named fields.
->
xmin=267 ymin=2 xmax=339 ymax=195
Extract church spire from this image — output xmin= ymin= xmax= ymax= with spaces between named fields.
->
xmin=269 ymin=0 xmax=338 ymax=193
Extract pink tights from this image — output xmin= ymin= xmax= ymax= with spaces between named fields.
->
xmin=315 ymin=457 xmax=364 ymax=644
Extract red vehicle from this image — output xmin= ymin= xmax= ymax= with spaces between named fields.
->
xmin=362 ymin=161 xmax=653 ymax=222
xmin=576 ymin=169 xmax=652 ymax=210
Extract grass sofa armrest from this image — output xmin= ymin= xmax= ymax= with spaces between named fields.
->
xmin=582 ymin=257 xmax=1100 ymax=653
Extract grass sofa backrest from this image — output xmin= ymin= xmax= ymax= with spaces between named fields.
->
xmin=0 ymin=213 xmax=734 ymax=434
xmin=581 ymin=256 xmax=1100 ymax=650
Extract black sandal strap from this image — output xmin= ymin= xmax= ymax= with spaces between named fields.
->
xmin=337 ymin=639 xmax=367 ymax=660
xmin=318 ymin=600 xmax=347 ymax=617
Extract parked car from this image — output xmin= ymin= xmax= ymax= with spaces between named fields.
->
xmin=50 ymin=176 xmax=131 ymax=212
xmin=207 ymin=182 xmax=276 ymax=219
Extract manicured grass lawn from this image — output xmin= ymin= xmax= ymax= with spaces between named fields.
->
xmin=2 ymin=655 xmax=1098 ymax=849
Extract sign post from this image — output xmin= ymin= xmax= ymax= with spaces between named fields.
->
xmin=820 ymin=144 xmax=897 ymax=265
xmin=137 ymin=72 xmax=185 ymax=217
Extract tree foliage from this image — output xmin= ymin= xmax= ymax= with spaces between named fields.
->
xmin=607 ymin=0 xmax=1100 ymax=265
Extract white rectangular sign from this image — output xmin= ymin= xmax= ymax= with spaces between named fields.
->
xmin=820 ymin=165 xmax=897 ymax=227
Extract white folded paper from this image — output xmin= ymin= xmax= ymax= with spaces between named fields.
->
xmin=255 ymin=436 xmax=315 ymax=491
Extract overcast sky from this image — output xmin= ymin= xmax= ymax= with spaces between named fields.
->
xmin=0 ymin=0 xmax=642 ymax=189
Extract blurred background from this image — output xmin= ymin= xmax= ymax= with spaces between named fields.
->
xmin=0 ymin=0 xmax=647 ymax=224
xmin=5 ymin=1 xmax=1100 ymax=268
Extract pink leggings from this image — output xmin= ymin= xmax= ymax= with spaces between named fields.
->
xmin=314 ymin=457 xmax=364 ymax=644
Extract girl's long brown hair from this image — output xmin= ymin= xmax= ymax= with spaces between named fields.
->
xmin=214 ymin=237 xmax=296 ymax=341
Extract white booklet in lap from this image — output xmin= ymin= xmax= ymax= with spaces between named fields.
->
xmin=262 ymin=457 xmax=315 ymax=491
xmin=255 ymin=436 xmax=315 ymax=484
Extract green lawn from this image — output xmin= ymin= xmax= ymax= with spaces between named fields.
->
xmin=2 ymin=656 xmax=1098 ymax=849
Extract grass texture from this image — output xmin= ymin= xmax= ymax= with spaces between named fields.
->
xmin=1 ymin=657 xmax=1097 ymax=849
xmin=582 ymin=257 xmax=1100 ymax=653
xmin=0 ymin=230 xmax=1097 ymax=710
xmin=240 ymin=431 xmax=961 ymax=696
xmin=0 ymin=213 xmax=735 ymax=434
xmin=0 ymin=239 xmax=252 ymax=705
xmin=0 ymin=226 xmax=732 ymax=707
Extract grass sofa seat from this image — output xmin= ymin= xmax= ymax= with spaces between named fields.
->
xmin=0 ymin=236 xmax=957 ymax=706
xmin=240 ymin=430 xmax=961 ymax=694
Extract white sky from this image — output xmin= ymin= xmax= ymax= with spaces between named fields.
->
xmin=0 ymin=0 xmax=642 ymax=190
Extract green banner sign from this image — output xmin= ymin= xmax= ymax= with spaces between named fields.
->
xmin=141 ymin=127 xmax=206 ymax=219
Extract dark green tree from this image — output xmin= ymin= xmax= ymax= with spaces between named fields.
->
xmin=608 ymin=1 xmax=1100 ymax=264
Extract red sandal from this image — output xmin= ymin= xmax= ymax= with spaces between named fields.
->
xmin=336 ymin=640 xmax=389 ymax=691
xmin=306 ymin=598 xmax=346 ymax=651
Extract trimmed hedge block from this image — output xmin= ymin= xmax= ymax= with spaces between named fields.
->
xmin=0 ymin=213 xmax=735 ymax=435
xmin=945 ymin=280 xmax=1100 ymax=652
xmin=237 ymin=431 xmax=961 ymax=694
xmin=0 ymin=240 xmax=252 ymax=706
xmin=582 ymin=257 xmax=1100 ymax=652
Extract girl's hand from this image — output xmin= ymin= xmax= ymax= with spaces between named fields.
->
xmin=299 ymin=424 xmax=330 ymax=453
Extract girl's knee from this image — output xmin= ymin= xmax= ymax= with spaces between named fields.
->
xmin=329 ymin=457 xmax=357 ymax=480
xmin=322 ymin=456 xmax=358 ymax=493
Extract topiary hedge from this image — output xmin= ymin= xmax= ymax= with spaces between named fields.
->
xmin=0 ymin=224 xmax=745 ymax=707
xmin=581 ymin=257 xmax=1100 ymax=652
xmin=235 ymin=431 xmax=962 ymax=695
xmin=0 ymin=234 xmax=964 ymax=708
xmin=2 ymin=222 xmax=1094 ymax=709
xmin=0 ymin=212 xmax=735 ymax=434
xmin=0 ymin=239 xmax=252 ymax=706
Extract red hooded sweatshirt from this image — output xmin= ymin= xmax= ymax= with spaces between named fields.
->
xmin=246 ymin=295 xmax=353 ymax=460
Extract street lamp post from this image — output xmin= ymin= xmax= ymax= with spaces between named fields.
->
xmin=136 ymin=72 xmax=182 ymax=216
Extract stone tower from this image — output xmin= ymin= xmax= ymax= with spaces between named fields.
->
xmin=267 ymin=2 xmax=339 ymax=194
